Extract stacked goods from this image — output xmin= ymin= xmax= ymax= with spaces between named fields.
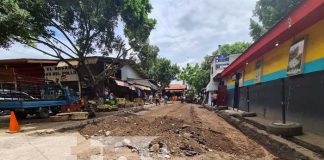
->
xmin=116 ymin=98 xmax=126 ymax=108
xmin=125 ymin=102 xmax=136 ymax=108
xmin=70 ymin=112 xmax=89 ymax=120
xmin=49 ymin=114 xmax=69 ymax=122
xmin=133 ymin=98 xmax=144 ymax=106
xmin=97 ymin=104 xmax=118 ymax=112
xmin=104 ymin=100 xmax=117 ymax=105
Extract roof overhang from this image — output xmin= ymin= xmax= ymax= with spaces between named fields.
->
xmin=221 ymin=0 xmax=324 ymax=77
xmin=0 ymin=58 xmax=58 ymax=66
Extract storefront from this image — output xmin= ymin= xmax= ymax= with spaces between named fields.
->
xmin=164 ymin=84 xmax=187 ymax=100
xmin=221 ymin=0 xmax=324 ymax=136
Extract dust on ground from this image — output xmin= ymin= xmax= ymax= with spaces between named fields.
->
xmin=79 ymin=103 xmax=277 ymax=160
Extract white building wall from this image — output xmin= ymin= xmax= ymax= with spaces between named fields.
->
xmin=206 ymin=53 xmax=241 ymax=106
xmin=121 ymin=64 xmax=141 ymax=81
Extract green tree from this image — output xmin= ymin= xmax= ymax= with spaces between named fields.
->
xmin=148 ymin=57 xmax=180 ymax=88
xmin=212 ymin=41 xmax=251 ymax=55
xmin=250 ymin=0 xmax=303 ymax=41
xmin=178 ymin=64 xmax=209 ymax=93
xmin=197 ymin=41 xmax=250 ymax=91
xmin=200 ymin=55 xmax=211 ymax=71
xmin=0 ymin=0 xmax=156 ymax=97
xmin=137 ymin=43 xmax=159 ymax=74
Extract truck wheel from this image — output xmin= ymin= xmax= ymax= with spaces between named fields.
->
xmin=37 ymin=108 xmax=49 ymax=119
xmin=14 ymin=111 xmax=27 ymax=119
xmin=50 ymin=107 xmax=60 ymax=116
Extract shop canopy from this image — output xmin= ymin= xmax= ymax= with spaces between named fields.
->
xmin=114 ymin=80 xmax=151 ymax=91
xmin=115 ymin=80 xmax=130 ymax=88
xmin=206 ymin=81 xmax=218 ymax=92
xmin=165 ymin=84 xmax=187 ymax=91
xmin=127 ymin=78 xmax=159 ymax=90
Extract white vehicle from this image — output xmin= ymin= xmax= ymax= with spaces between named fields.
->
xmin=0 ymin=90 xmax=36 ymax=101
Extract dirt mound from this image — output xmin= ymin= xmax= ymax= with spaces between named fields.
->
xmin=79 ymin=113 xmax=261 ymax=158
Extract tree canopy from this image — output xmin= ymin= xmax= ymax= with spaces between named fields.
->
xmin=137 ymin=43 xmax=159 ymax=74
xmin=212 ymin=41 xmax=251 ymax=56
xmin=148 ymin=57 xmax=180 ymax=88
xmin=0 ymin=0 xmax=156 ymax=97
xmin=249 ymin=0 xmax=303 ymax=41
xmin=178 ymin=63 xmax=209 ymax=93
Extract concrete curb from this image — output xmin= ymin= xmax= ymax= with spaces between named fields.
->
xmin=216 ymin=110 xmax=324 ymax=160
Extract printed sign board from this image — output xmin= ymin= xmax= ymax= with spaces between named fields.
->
xmin=44 ymin=66 xmax=79 ymax=82
xmin=215 ymin=55 xmax=229 ymax=62
xmin=287 ymin=39 xmax=305 ymax=76
xmin=216 ymin=63 xmax=229 ymax=69
xmin=215 ymin=55 xmax=229 ymax=69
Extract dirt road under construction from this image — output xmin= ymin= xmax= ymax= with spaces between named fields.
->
xmin=78 ymin=103 xmax=277 ymax=159
xmin=0 ymin=102 xmax=277 ymax=160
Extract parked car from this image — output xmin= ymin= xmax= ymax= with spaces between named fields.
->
xmin=0 ymin=90 xmax=36 ymax=101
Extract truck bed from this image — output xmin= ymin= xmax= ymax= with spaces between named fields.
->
xmin=0 ymin=99 xmax=68 ymax=109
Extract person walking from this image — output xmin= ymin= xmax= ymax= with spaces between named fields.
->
xmin=55 ymin=78 xmax=63 ymax=89
xmin=155 ymin=93 xmax=160 ymax=106
xmin=164 ymin=95 xmax=168 ymax=105
xmin=212 ymin=91 xmax=218 ymax=107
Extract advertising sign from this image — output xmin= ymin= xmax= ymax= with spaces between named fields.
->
xmin=239 ymin=70 xmax=244 ymax=87
xmin=287 ymin=39 xmax=305 ymax=76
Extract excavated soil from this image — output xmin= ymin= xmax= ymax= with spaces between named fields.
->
xmin=79 ymin=103 xmax=276 ymax=159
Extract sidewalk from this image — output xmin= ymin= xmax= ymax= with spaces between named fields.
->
xmin=220 ymin=107 xmax=324 ymax=157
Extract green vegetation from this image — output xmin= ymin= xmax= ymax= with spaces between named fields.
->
xmin=212 ymin=42 xmax=251 ymax=56
xmin=148 ymin=57 xmax=180 ymax=88
xmin=178 ymin=64 xmax=209 ymax=93
xmin=249 ymin=0 xmax=303 ymax=41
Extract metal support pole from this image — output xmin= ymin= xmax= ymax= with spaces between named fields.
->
xmin=233 ymin=73 xmax=240 ymax=111
xmin=247 ymin=86 xmax=250 ymax=112
xmin=281 ymin=78 xmax=286 ymax=124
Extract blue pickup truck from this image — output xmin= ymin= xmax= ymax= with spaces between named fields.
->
xmin=0 ymin=87 xmax=80 ymax=119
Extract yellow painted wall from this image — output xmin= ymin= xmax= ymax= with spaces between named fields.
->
xmin=226 ymin=18 xmax=324 ymax=87
xmin=226 ymin=76 xmax=234 ymax=86
xmin=244 ymin=60 xmax=257 ymax=81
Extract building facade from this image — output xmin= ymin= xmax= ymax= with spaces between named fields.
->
xmin=221 ymin=0 xmax=324 ymax=136
xmin=0 ymin=57 xmax=156 ymax=100
xmin=206 ymin=54 xmax=240 ymax=106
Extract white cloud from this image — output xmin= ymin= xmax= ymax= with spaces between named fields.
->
xmin=149 ymin=0 xmax=257 ymax=67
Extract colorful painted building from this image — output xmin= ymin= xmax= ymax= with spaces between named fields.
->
xmin=220 ymin=0 xmax=324 ymax=136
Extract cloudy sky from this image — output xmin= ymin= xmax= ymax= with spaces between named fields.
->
xmin=1 ymin=0 xmax=257 ymax=67
xmin=149 ymin=0 xmax=257 ymax=67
